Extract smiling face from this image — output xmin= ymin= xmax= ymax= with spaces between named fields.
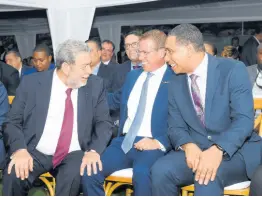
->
xmin=61 ymin=52 xmax=92 ymax=89
xmin=165 ymin=36 xmax=193 ymax=74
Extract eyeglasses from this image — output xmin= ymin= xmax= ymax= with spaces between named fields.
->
xmin=124 ymin=42 xmax=139 ymax=50
xmin=102 ymin=48 xmax=113 ymax=53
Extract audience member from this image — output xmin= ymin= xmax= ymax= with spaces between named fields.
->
xmin=5 ymin=50 xmax=30 ymax=78
xmin=101 ymin=40 xmax=116 ymax=65
xmin=2 ymin=39 xmax=113 ymax=195
xmin=204 ymin=41 xmax=217 ymax=56
xmin=82 ymin=30 xmax=172 ymax=196
xmin=0 ymin=61 xmax=19 ymax=96
xmin=23 ymin=44 xmax=55 ymax=75
xmin=221 ymin=45 xmax=240 ymax=60
xmin=241 ymin=26 xmax=262 ymax=66
xmin=231 ymin=36 xmax=242 ymax=54
xmin=151 ymin=24 xmax=261 ymax=196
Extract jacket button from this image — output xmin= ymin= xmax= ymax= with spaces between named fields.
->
xmin=207 ymin=136 xmax=212 ymax=140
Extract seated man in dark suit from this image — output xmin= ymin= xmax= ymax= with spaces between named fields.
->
xmin=0 ymin=82 xmax=10 ymax=169
xmin=82 ymin=30 xmax=172 ymax=196
xmin=0 ymin=61 xmax=19 ymax=96
xmin=23 ymin=44 xmax=55 ymax=75
xmin=2 ymin=39 xmax=113 ymax=195
xmin=241 ymin=27 xmax=262 ymax=67
xmin=231 ymin=36 xmax=243 ymax=55
xmin=5 ymin=50 xmax=30 ymax=78
xmin=152 ymin=24 xmax=262 ymax=195
xmin=101 ymin=40 xmax=116 ymax=65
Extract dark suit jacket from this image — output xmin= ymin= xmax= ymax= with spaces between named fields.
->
xmin=3 ymin=70 xmax=113 ymax=156
xmin=168 ymin=54 xmax=262 ymax=178
xmin=113 ymin=66 xmax=173 ymax=151
xmin=111 ymin=61 xmax=132 ymax=90
xmin=0 ymin=62 xmax=19 ymax=96
xmin=241 ymin=36 xmax=260 ymax=67
xmin=97 ymin=62 xmax=117 ymax=93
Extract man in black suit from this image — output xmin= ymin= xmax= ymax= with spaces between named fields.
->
xmin=5 ymin=50 xmax=30 ymax=78
xmin=2 ymin=39 xmax=113 ymax=195
xmin=231 ymin=36 xmax=242 ymax=55
xmin=0 ymin=61 xmax=19 ymax=96
xmin=241 ymin=27 xmax=262 ymax=66
xmin=101 ymin=40 xmax=117 ymax=65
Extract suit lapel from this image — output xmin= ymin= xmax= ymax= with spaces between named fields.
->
xmin=35 ymin=70 xmax=54 ymax=142
xmin=77 ymin=79 xmax=92 ymax=144
xmin=204 ymin=55 xmax=220 ymax=126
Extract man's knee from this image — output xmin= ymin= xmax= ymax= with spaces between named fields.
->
xmin=82 ymin=169 xmax=105 ymax=186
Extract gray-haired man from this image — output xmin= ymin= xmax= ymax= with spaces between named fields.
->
xmin=2 ymin=39 xmax=113 ymax=195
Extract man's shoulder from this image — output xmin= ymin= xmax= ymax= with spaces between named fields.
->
xmin=0 ymin=62 xmax=17 ymax=74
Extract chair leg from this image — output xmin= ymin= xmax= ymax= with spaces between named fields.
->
xmin=126 ymin=188 xmax=133 ymax=196
xmin=105 ymin=182 xmax=113 ymax=196
xmin=39 ymin=177 xmax=55 ymax=196
xmin=181 ymin=189 xmax=189 ymax=196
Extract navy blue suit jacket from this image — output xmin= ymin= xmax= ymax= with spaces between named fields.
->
xmin=116 ymin=66 xmax=173 ymax=151
xmin=168 ymin=54 xmax=262 ymax=178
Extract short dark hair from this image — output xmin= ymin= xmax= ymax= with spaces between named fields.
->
xmin=33 ymin=44 xmax=52 ymax=56
xmin=255 ymin=26 xmax=262 ymax=34
xmin=6 ymin=50 xmax=22 ymax=60
xmin=101 ymin=40 xmax=115 ymax=51
xmin=168 ymin=24 xmax=205 ymax=52
xmin=204 ymin=41 xmax=217 ymax=56
xmin=231 ymin=36 xmax=239 ymax=42
xmin=124 ymin=30 xmax=143 ymax=39
xmin=85 ymin=38 xmax=102 ymax=50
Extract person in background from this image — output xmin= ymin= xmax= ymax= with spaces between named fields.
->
xmin=23 ymin=44 xmax=55 ymax=75
xmin=221 ymin=45 xmax=240 ymax=60
xmin=241 ymin=27 xmax=262 ymax=66
xmin=101 ymin=40 xmax=116 ymax=65
xmin=204 ymin=41 xmax=217 ymax=56
xmin=0 ymin=61 xmax=19 ymax=96
xmin=5 ymin=50 xmax=30 ymax=78
xmin=231 ymin=36 xmax=242 ymax=55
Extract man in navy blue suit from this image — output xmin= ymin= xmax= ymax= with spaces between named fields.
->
xmin=151 ymin=24 xmax=262 ymax=196
xmin=82 ymin=30 xmax=173 ymax=196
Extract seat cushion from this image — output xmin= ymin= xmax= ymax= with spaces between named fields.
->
xmin=109 ymin=168 xmax=133 ymax=178
xmin=224 ymin=181 xmax=251 ymax=190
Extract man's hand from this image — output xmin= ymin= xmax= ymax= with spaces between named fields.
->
xmin=134 ymin=138 xmax=160 ymax=151
xmin=195 ymin=145 xmax=223 ymax=185
xmin=80 ymin=151 xmax=102 ymax=176
xmin=182 ymin=143 xmax=202 ymax=172
xmin=8 ymin=149 xmax=33 ymax=180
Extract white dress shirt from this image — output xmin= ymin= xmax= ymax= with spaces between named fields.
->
xmin=254 ymin=36 xmax=260 ymax=45
xmin=188 ymin=53 xmax=208 ymax=109
xmin=123 ymin=64 xmax=167 ymax=138
xmin=92 ymin=62 xmax=101 ymax=76
xmin=36 ymin=70 xmax=81 ymax=155
xmin=103 ymin=60 xmax=111 ymax=65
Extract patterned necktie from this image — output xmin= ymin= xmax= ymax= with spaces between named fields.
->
xmin=121 ymin=72 xmax=153 ymax=153
xmin=133 ymin=65 xmax=141 ymax=69
xmin=190 ymin=74 xmax=205 ymax=126
xmin=52 ymin=88 xmax=74 ymax=168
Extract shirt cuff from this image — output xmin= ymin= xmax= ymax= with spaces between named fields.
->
xmin=156 ymin=140 xmax=166 ymax=152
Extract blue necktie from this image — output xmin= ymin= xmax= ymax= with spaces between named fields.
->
xmin=121 ymin=72 xmax=153 ymax=153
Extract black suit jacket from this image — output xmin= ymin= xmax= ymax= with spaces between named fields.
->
xmin=241 ymin=36 xmax=259 ymax=66
xmin=0 ymin=62 xmax=19 ymax=96
xmin=3 ymin=70 xmax=113 ymax=156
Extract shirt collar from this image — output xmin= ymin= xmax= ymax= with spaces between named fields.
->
xmin=103 ymin=60 xmax=110 ymax=65
xmin=92 ymin=62 xmax=101 ymax=75
xmin=53 ymin=69 xmax=68 ymax=91
xmin=254 ymin=36 xmax=260 ymax=44
xmin=148 ymin=63 xmax=167 ymax=77
xmin=188 ymin=53 xmax=208 ymax=78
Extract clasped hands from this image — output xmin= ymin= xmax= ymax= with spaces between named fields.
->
xmin=182 ymin=143 xmax=223 ymax=185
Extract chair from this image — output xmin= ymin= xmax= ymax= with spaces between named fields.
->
xmin=7 ymin=96 xmax=55 ymax=196
xmin=181 ymin=98 xmax=262 ymax=196
xmin=105 ymin=168 xmax=133 ymax=196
